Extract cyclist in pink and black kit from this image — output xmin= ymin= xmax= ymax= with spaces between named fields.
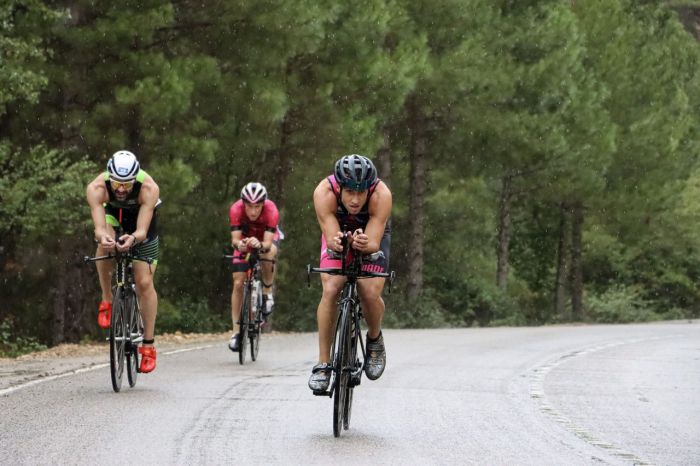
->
xmin=308 ymin=154 xmax=392 ymax=392
xmin=228 ymin=182 xmax=281 ymax=352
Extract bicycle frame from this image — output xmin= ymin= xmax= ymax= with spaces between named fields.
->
xmin=84 ymin=226 xmax=152 ymax=392
xmin=307 ymin=232 xmax=394 ymax=436
xmin=224 ymin=248 xmax=275 ymax=363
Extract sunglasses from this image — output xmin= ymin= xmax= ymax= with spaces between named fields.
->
xmin=110 ymin=179 xmax=135 ymax=190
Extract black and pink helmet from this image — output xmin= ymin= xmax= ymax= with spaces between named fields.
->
xmin=334 ymin=154 xmax=377 ymax=191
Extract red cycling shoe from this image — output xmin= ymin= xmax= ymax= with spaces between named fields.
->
xmin=139 ymin=346 xmax=157 ymax=373
xmin=97 ymin=301 xmax=112 ymax=329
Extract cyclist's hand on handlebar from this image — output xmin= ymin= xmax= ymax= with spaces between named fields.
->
xmin=237 ymin=238 xmax=249 ymax=253
xmin=351 ymin=228 xmax=369 ymax=252
xmin=116 ymin=233 xmax=136 ymax=252
xmin=99 ymin=235 xmax=116 ymax=251
xmin=246 ymin=237 xmax=262 ymax=250
xmin=328 ymin=231 xmax=345 ymax=252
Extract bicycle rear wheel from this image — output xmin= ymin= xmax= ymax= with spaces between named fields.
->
xmin=110 ymin=288 xmax=126 ymax=393
xmin=332 ymin=302 xmax=351 ymax=437
xmin=238 ymin=284 xmax=250 ymax=365
xmin=126 ymin=289 xmax=143 ymax=387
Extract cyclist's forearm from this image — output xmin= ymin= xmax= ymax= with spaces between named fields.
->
xmin=130 ymin=230 xmax=147 ymax=243
xmin=133 ymin=207 xmax=154 ymax=243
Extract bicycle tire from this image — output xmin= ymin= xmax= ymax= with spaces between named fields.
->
xmin=238 ymin=284 xmax=250 ymax=365
xmin=126 ymin=288 xmax=143 ymax=387
xmin=250 ymin=286 xmax=261 ymax=361
xmin=110 ymin=287 xmax=126 ymax=393
xmin=332 ymin=301 xmax=351 ymax=437
xmin=343 ymin=307 xmax=360 ymax=429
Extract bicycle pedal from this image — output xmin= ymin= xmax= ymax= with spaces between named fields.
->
xmin=312 ymin=389 xmax=331 ymax=397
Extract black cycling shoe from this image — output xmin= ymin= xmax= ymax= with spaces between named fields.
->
xmin=364 ymin=331 xmax=386 ymax=380
xmin=308 ymin=363 xmax=331 ymax=392
xmin=228 ymin=333 xmax=240 ymax=352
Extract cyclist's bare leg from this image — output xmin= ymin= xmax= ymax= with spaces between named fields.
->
xmin=358 ymin=277 xmax=386 ymax=339
xmin=133 ymin=261 xmax=158 ymax=342
xmin=230 ymin=271 xmax=246 ymax=333
xmin=95 ymin=224 xmax=116 ymax=302
xmin=260 ymin=244 xmax=278 ymax=295
xmin=316 ymin=273 xmax=345 ymax=363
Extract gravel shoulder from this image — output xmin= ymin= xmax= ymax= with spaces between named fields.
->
xmin=0 ymin=331 xmax=232 ymax=392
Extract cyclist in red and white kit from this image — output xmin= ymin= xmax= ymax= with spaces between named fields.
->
xmin=227 ymin=182 xmax=282 ymax=352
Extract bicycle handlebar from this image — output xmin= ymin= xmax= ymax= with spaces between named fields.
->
xmin=308 ymin=265 xmax=391 ymax=279
xmin=84 ymin=253 xmax=154 ymax=264
xmin=222 ymin=250 xmax=275 ymax=263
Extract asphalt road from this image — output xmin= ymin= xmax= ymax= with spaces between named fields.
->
xmin=1 ymin=321 xmax=699 ymax=465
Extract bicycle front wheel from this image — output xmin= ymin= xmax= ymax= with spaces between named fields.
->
xmin=343 ymin=308 xmax=360 ymax=429
xmin=110 ymin=288 xmax=127 ymax=392
xmin=250 ymin=282 xmax=263 ymax=361
xmin=238 ymin=284 xmax=250 ymax=365
xmin=126 ymin=288 xmax=143 ymax=387
xmin=332 ymin=302 xmax=352 ymax=437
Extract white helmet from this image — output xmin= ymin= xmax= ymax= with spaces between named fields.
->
xmin=241 ymin=182 xmax=267 ymax=204
xmin=107 ymin=150 xmax=140 ymax=181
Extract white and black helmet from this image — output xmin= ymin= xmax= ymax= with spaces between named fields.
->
xmin=241 ymin=182 xmax=267 ymax=204
xmin=107 ymin=150 xmax=140 ymax=181
xmin=334 ymin=154 xmax=377 ymax=191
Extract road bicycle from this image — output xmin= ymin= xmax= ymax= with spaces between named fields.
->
xmin=307 ymin=233 xmax=394 ymax=437
xmin=224 ymin=248 xmax=274 ymax=365
xmin=85 ymin=229 xmax=152 ymax=392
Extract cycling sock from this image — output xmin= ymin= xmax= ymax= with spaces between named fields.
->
xmin=143 ymin=339 xmax=155 ymax=345
xmin=366 ymin=330 xmax=382 ymax=342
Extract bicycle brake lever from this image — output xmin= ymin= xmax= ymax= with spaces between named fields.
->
xmin=307 ymin=264 xmax=311 ymax=288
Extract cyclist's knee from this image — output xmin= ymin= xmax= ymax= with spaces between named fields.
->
xmin=135 ymin=275 xmax=155 ymax=293
xmin=358 ymin=282 xmax=384 ymax=302
xmin=321 ymin=284 xmax=342 ymax=301
xmin=232 ymin=273 xmax=246 ymax=289
xmin=262 ymin=245 xmax=277 ymax=260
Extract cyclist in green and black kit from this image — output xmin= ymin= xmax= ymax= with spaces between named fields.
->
xmin=86 ymin=150 xmax=161 ymax=373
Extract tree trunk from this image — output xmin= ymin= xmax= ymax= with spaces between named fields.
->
xmin=271 ymin=112 xmax=294 ymax=212
xmin=407 ymin=99 xmax=427 ymax=301
xmin=555 ymin=202 xmax=571 ymax=321
xmin=569 ymin=202 xmax=584 ymax=320
xmin=375 ymin=125 xmax=392 ymax=187
xmin=52 ymin=239 xmax=70 ymax=345
xmin=496 ymin=175 xmax=513 ymax=290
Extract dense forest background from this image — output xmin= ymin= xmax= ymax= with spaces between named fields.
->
xmin=2 ymin=0 xmax=700 ymax=354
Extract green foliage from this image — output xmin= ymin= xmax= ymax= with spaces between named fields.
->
xmin=585 ymin=285 xmax=660 ymax=323
xmin=156 ymin=297 xmax=229 ymax=334
xmin=0 ymin=144 xmax=94 ymax=240
xmin=382 ymin=291 xmax=454 ymax=329
xmin=0 ymin=1 xmax=62 ymax=114
xmin=0 ymin=317 xmax=47 ymax=358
